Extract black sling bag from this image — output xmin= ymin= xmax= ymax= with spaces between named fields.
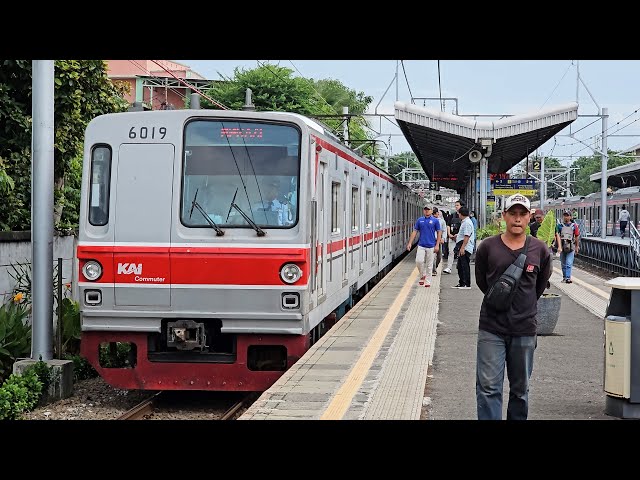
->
xmin=484 ymin=235 xmax=531 ymax=312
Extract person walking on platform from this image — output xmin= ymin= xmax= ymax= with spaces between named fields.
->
xmin=474 ymin=193 xmax=552 ymax=420
xmin=443 ymin=200 xmax=464 ymax=274
xmin=432 ymin=208 xmax=447 ymax=275
xmin=555 ymin=210 xmax=580 ymax=283
xmin=407 ymin=205 xmax=441 ymax=288
xmin=453 ymin=206 xmax=475 ymax=289
xmin=619 ymin=205 xmax=631 ymax=239
xmin=529 ymin=209 xmax=543 ymax=238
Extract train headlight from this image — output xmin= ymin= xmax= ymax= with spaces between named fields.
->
xmin=280 ymin=263 xmax=302 ymax=284
xmin=82 ymin=260 xmax=103 ymax=281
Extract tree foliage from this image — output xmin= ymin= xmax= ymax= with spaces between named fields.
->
xmin=572 ymin=151 xmax=636 ymax=196
xmin=201 ymin=64 xmax=377 ymax=156
xmin=385 ymin=151 xmax=422 ymax=176
xmin=537 ymin=210 xmax=557 ymax=247
xmin=0 ymin=60 xmax=129 ymax=231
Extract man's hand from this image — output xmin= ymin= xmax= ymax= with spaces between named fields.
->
xmin=406 ymin=243 xmax=411 ymax=252
xmin=434 ymin=245 xmax=439 ymax=253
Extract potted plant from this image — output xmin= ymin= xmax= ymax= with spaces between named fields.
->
xmin=535 ymin=210 xmax=561 ymax=335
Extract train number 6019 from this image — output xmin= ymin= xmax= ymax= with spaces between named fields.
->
xmin=128 ymin=126 xmax=167 ymax=139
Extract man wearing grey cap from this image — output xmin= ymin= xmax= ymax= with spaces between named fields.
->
xmin=474 ymin=193 xmax=552 ymax=420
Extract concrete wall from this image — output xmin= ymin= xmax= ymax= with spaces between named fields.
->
xmin=0 ymin=233 xmax=77 ymax=304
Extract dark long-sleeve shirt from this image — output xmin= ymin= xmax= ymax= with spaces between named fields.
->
xmin=475 ymin=234 xmax=552 ymax=336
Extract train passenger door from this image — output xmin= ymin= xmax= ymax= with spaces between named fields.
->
xmin=113 ymin=144 xmax=174 ymax=306
xmin=317 ymin=161 xmax=328 ymax=300
xmin=372 ymin=182 xmax=379 ymax=268
xmin=343 ymin=169 xmax=349 ymax=285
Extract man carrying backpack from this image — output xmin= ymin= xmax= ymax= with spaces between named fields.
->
xmin=474 ymin=193 xmax=552 ymax=420
xmin=443 ymin=200 xmax=463 ymax=274
xmin=555 ymin=210 xmax=580 ymax=283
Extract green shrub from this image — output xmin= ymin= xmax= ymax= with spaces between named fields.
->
xmin=60 ymin=298 xmax=81 ymax=355
xmin=99 ymin=342 xmax=133 ymax=368
xmin=0 ymin=300 xmax=31 ymax=384
xmin=64 ymin=354 xmax=97 ymax=382
xmin=477 ymin=224 xmax=500 ymax=240
xmin=0 ymin=369 xmax=42 ymax=420
xmin=29 ymin=358 xmax=55 ymax=395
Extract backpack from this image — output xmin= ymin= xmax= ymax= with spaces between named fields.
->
xmin=485 ymin=236 xmax=531 ymax=312
xmin=560 ymin=223 xmax=576 ymax=253
xmin=450 ymin=218 xmax=461 ymax=236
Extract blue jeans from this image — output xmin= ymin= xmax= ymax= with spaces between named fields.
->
xmin=476 ymin=329 xmax=537 ymax=420
xmin=560 ymin=250 xmax=575 ymax=279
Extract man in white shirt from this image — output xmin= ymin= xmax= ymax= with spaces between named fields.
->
xmin=619 ymin=205 xmax=631 ymax=238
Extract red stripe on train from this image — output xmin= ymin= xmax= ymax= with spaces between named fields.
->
xmin=313 ymin=137 xmax=396 ymax=184
xmin=77 ymin=246 xmax=310 ymax=286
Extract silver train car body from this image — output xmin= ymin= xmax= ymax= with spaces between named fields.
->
xmin=77 ymin=109 xmax=421 ymax=391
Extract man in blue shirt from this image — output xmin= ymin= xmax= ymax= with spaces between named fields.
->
xmin=407 ymin=206 xmax=441 ymax=288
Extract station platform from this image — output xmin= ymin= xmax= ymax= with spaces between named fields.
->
xmin=583 ymin=234 xmax=631 ymax=246
xmin=240 ymin=247 xmax=617 ymax=420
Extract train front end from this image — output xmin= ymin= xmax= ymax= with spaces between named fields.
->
xmin=78 ymin=110 xmax=311 ymax=391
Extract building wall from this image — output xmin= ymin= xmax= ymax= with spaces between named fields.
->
xmin=0 ymin=235 xmax=77 ymax=303
xmin=106 ymin=60 xmax=189 ymax=78
xmin=107 ymin=60 xmax=198 ymax=109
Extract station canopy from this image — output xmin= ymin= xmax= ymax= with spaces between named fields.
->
xmin=590 ymin=160 xmax=640 ymax=188
xmin=394 ymin=102 xmax=579 ymax=193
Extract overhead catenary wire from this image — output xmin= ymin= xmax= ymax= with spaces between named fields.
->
xmin=400 ymin=61 xmax=414 ymax=103
xmin=567 ymin=115 xmax=640 ymax=158
xmin=129 ymin=60 xmax=189 ymax=108
xmin=148 ymin=60 xmax=229 ymax=110
xmin=539 ymin=61 xmax=574 ymax=110
xmin=437 ymin=60 xmax=444 ymax=112
xmin=561 ymin=106 xmax=640 ymax=152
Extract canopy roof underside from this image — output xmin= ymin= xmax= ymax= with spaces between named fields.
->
xmin=394 ymin=102 xmax=579 ymax=193
xmin=590 ymin=160 xmax=640 ymax=188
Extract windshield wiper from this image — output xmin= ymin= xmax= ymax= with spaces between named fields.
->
xmin=189 ymin=188 xmax=225 ymax=236
xmin=225 ymin=187 xmax=266 ymax=237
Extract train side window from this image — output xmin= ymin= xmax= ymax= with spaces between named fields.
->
xmin=89 ymin=145 xmax=112 ymax=226
xmin=331 ymin=182 xmax=340 ymax=234
xmin=366 ymin=190 xmax=372 ymax=229
xmin=351 ymin=187 xmax=359 ymax=232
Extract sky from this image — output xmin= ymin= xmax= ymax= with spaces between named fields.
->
xmin=179 ymin=60 xmax=640 ymax=167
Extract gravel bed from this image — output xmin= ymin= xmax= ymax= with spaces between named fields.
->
xmin=22 ymin=377 xmax=153 ymax=420
xmin=22 ymin=377 xmax=255 ymax=420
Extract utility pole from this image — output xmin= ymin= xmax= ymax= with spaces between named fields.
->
xmin=190 ymin=92 xmax=200 ymax=109
xmin=395 ymin=61 xmax=399 ymax=102
xmin=540 ymin=156 xmax=545 ymax=212
xmin=32 ymin=60 xmax=55 ymax=361
xmin=343 ymin=106 xmax=349 ymax=143
xmin=601 ymin=107 xmax=609 ymax=239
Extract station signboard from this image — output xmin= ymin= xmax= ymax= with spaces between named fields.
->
xmin=492 ymin=178 xmax=537 ymax=196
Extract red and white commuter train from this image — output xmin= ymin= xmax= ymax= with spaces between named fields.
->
xmin=78 ymin=108 xmax=421 ymax=391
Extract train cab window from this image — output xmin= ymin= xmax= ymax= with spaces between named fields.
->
xmin=181 ymin=120 xmax=301 ymax=229
xmin=88 ymin=146 xmax=112 ymax=226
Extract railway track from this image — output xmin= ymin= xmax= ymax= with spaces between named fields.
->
xmin=118 ymin=392 xmax=254 ymax=420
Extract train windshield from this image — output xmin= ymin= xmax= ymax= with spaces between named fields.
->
xmin=181 ymin=119 xmax=301 ymax=229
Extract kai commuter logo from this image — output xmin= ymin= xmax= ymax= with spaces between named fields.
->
xmin=117 ymin=262 xmax=165 ymax=283
xmin=117 ymin=263 xmax=142 ymax=275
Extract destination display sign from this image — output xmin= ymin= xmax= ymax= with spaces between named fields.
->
xmin=432 ymin=174 xmax=458 ymax=182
